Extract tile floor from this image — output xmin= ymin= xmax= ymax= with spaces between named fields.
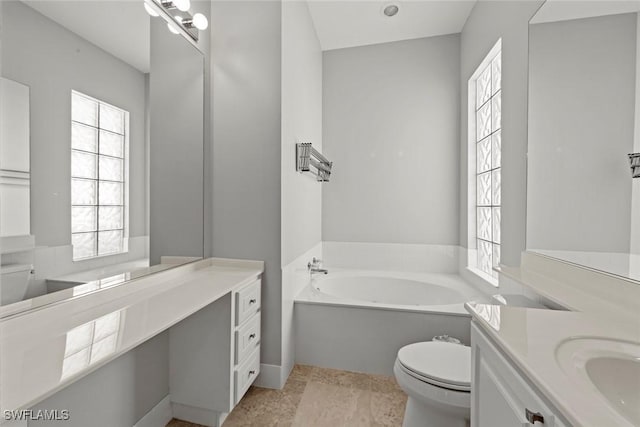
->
xmin=166 ymin=364 xmax=407 ymax=427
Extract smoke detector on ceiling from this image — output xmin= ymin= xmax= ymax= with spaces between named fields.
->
xmin=382 ymin=3 xmax=400 ymax=17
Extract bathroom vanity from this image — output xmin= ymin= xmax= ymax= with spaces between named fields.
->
xmin=467 ymin=252 xmax=640 ymax=427
xmin=0 ymin=258 xmax=263 ymax=427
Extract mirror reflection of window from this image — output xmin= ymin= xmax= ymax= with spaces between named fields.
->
xmin=71 ymin=91 xmax=129 ymax=261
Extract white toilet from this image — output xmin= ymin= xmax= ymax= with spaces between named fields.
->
xmin=394 ymin=341 xmax=471 ymax=427
xmin=394 ymin=295 xmax=546 ymax=427
xmin=1 ymin=264 xmax=32 ymax=305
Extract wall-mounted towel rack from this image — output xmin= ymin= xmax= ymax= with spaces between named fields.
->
xmin=296 ymin=143 xmax=332 ymax=182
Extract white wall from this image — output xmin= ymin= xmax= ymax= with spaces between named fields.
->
xmin=459 ymin=0 xmax=544 ymax=267
xmin=211 ymin=0 xmax=283 ymax=367
xmin=279 ymin=1 xmax=323 ymax=387
xmin=527 ymin=13 xmax=636 ymax=253
xmin=281 ymin=1 xmax=323 ymax=266
xmin=322 ymin=34 xmax=461 ymax=245
xmin=631 ymin=12 xmax=640 ymax=263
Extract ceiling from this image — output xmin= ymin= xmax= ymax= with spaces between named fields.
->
xmin=307 ymin=0 xmax=477 ymax=51
xmin=531 ymin=0 xmax=640 ymax=24
xmin=22 ymin=1 xmax=150 ymax=73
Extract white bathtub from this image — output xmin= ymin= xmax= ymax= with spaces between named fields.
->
xmin=294 ymin=269 xmax=489 ymax=375
xmin=296 ymin=270 xmax=487 ymax=315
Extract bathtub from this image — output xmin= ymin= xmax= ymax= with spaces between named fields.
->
xmin=294 ymin=270 xmax=489 ymax=375
xmin=296 ymin=269 xmax=487 ymax=315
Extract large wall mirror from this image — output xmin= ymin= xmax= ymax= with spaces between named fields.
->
xmin=0 ymin=0 xmax=205 ymax=315
xmin=527 ymin=1 xmax=640 ymax=282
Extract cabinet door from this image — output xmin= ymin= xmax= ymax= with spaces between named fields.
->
xmin=1 ymin=78 xmax=30 ymax=172
xmin=476 ymin=355 xmax=529 ymax=426
xmin=472 ymin=323 xmax=566 ymax=427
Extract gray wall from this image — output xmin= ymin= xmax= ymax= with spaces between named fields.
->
xmin=1 ymin=1 xmax=147 ymax=247
xmin=322 ymin=35 xmax=461 ymax=245
xmin=149 ymin=18 xmax=204 ymax=264
xmin=210 ymin=1 xmax=283 ymax=366
xmin=29 ymin=332 xmax=169 ymax=427
xmin=459 ymin=0 xmax=544 ymax=266
xmin=281 ymin=1 xmax=323 ymax=266
xmin=527 ymin=13 xmax=637 ymax=253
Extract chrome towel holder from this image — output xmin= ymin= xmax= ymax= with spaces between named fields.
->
xmin=296 ymin=143 xmax=332 ymax=182
xmin=629 ymin=153 xmax=640 ymax=178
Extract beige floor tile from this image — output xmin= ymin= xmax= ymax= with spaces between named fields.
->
xmin=288 ymin=364 xmax=315 ymax=382
xmin=292 ymin=381 xmax=371 ymax=427
xmin=370 ymin=374 xmax=403 ymax=394
xmin=370 ymin=391 xmax=407 ymax=427
xmin=309 ymin=367 xmax=371 ymax=390
xmin=173 ymin=366 xmax=407 ymax=427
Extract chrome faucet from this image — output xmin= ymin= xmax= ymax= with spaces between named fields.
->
xmin=308 ymin=257 xmax=328 ymax=275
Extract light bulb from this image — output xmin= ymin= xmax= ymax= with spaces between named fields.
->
xmin=173 ymin=0 xmax=190 ymax=12
xmin=192 ymin=13 xmax=208 ymax=30
xmin=143 ymin=2 xmax=159 ymax=17
xmin=167 ymin=22 xmax=180 ymax=34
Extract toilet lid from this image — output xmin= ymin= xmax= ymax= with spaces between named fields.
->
xmin=397 ymin=342 xmax=471 ymax=389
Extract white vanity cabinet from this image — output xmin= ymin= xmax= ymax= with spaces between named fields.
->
xmin=233 ymin=278 xmax=261 ymax=403
xmin=169 ymin=277 xmax=261 ymax=427
xmin=471 ymin=322 xmax=568 ymax=427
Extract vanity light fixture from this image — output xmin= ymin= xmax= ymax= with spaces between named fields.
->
xmin=143 ymin=0 xmax=208 ymax=42
xmin=163 ymin=0 xmax=191 ymax=12
xmin=184 ymin=13 xmax=209 ymax=30
xmin=143 ymin=2 xmax=159 ymax=17
xmin=629 ymin=153 xmax=640 ymax=178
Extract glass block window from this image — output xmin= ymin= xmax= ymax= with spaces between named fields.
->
xmin=71 ymin=91 xmax=128 ymax=260
xmin=474 ymin=50 xmax=501 ymax=279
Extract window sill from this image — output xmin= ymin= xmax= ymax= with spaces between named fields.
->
xmin=73 ymin=250 xmax=129 ymax=263
xmin=465 ymin=266 xmax=499 ymax=288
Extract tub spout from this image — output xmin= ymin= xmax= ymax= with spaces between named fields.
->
xmin=308 ymin=258 xmax=328 ymax=275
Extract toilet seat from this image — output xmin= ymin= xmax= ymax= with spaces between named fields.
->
xmin=397 ymin=342 xmax=471 ymax=392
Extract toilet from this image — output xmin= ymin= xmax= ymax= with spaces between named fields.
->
xmin=1 ymin=264 xmax=32 ymax=305
xmin=394 ymin=341 xmax=471 ymax=427
xmin=394 ymin=294 xmax=546 ymax=427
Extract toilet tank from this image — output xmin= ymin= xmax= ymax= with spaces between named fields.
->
xmin=1 ymin=263 xmax=32 ymax=305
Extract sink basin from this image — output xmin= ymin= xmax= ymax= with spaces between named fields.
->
xmin=556 ymin=337 xmax=640 ymax=426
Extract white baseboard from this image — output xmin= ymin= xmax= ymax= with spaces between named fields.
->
xmin=134 ymin=395 xmax=173 ymax=427
xmin=133 ymin=395 xmax=173 ymax=427
xmin=252 ymin=363 xmax=283 ymax=389
xmin=171 ymin=402 xmax=225 ymax=427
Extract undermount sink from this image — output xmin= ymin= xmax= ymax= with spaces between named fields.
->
xmin=556 ymin=337 xmax=640 ymax=426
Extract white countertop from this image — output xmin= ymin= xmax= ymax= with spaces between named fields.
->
xmin=0 ymin=258 xmax=263 ymax=412
xmin=465 ymin=302 xmax=640 ymax=427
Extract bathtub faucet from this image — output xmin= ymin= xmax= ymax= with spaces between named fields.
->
xmin=308 ymin=257 xmax=328 ymax=275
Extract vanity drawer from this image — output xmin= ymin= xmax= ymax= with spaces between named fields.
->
xmin=235 ymin=314 xmax=261 ymax=365
xmin=235 ymin=279 xmax=261 ymax=326
xmin=234 ymin=346 xmax=260 ymax=404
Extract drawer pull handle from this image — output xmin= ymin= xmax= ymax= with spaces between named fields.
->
xmin=249 ymin=333 xmax=256 ymax=340
xmin=525 ymin=409 xmax=544 ymax=424
xmin=249 ymin=370 xmax=256 ymax=376
xmin=249 ymin=299 xmax=257 ymax=304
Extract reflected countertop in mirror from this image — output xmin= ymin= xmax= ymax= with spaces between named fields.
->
xmin=526 ymin=1 xmax=640 ymax=283
xmin=0 ymin=0 xmax=206 ymax=316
